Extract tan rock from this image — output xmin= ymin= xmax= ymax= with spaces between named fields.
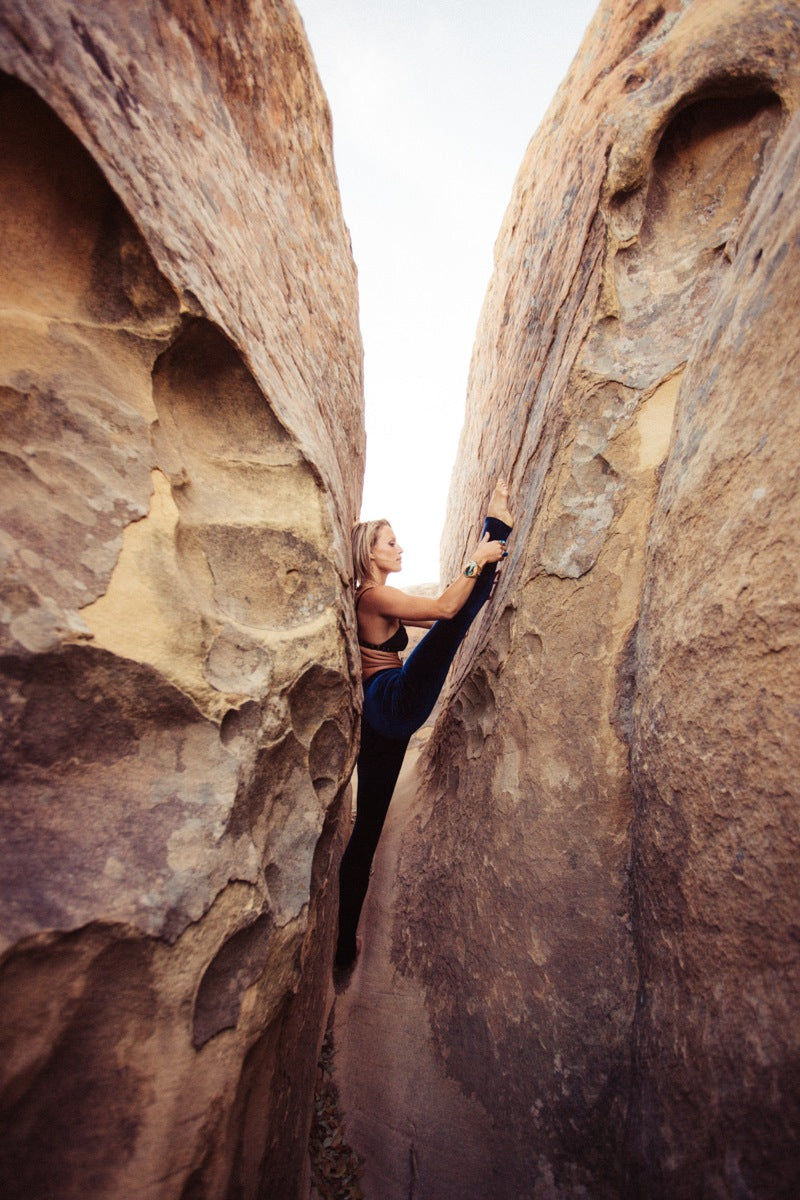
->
xmin=628 ymin=99 xmax=800 ymax=1198
xmin=338 ymin=2 xmax=800 ymax=1196
xmin=333 ymin=750 xmax=495 ymax=1199
xmin=0 ymin=3 xmax=362 ymax=1198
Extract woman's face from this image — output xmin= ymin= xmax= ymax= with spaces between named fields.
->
xmin=369 ymin=524 xmax=403 ymax=576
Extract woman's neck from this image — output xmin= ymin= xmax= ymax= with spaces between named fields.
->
xmin=362 ymin=569 xmax=388 ymax=587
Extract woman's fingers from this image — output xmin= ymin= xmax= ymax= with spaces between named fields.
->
xmin=472 ymin=536 xmax=509 ymax=565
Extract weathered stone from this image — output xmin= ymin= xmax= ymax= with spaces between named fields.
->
xmin=333 ymin=2 xmax=800 ymax=1197
xmin=0 ymin=2 xmax=362 ymax=1198
xmin=333 ymin=747 xmax=496 ymax=1200
xmin=628 ymin=100 xmax=800 ymax=1200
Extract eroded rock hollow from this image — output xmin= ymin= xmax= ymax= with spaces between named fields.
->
xmin=0 ymin=2 xmax=362 ymax=1198
xmin=336 ymin=2 xmax=800 ymax=1197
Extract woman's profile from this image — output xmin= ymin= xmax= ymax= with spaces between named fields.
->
xmin=335 ymin=477 xmax=513 ymax=975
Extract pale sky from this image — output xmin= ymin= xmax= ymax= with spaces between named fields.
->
xmin=298 ymin=0 xmax=597 ymax=583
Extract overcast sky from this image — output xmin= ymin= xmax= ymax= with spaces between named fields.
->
xmin=298 ymin=0 xmax=597 ymax=582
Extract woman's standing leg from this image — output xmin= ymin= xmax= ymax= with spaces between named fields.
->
xmin=335 ymin=718 xmax=410 ymax=967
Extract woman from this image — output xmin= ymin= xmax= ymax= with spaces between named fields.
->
xmin=335 ymin=478 xmax=513 ymax=971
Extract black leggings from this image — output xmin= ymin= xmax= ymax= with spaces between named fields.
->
xmin=335 ymin=515 xmax=511 ymax=966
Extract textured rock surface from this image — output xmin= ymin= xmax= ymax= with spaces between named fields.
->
xmin=628 ymin=100 xmax=800 ymax=1200
xmin=0 ymin=3 xmax=362 ymax=1198
xmin=333 ymin=2 xmax=800 ymax=1197
xmin=333 ymin=746 xmax=497 ymax=1199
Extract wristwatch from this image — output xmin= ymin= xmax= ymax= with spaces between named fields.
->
xmin=463 ymin=560 xmax=480 ymax=578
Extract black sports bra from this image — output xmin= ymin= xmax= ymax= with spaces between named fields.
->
xmin=359 ymin=623 xmax=409 ymax=653
xmin=355 ymin=585 xmax=409 ymax=653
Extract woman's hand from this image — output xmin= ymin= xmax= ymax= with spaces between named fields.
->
xmin=472 ymin=531 xmax=508 ymax=569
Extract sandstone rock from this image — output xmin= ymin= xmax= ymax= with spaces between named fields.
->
xmin=333 ymin=750 xmax=497 ymax=1200
xmin=628 ymin=100 xmax=800 ymax=1200
xmin=336 ymin=2 xmax=800 ymax=1197
xmin=0 ymin=3 xmax=362 ymax=1198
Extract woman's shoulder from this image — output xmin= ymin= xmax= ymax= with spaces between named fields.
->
xmin=355 ymin=581 xmax=383 ymax=609
xmin=356 ymin=584 xmax=410 ymax=620
xmin=356 ymin=582 xmax=404 ymax=606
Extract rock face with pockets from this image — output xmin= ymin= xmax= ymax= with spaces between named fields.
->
xmin=378 ymin=2 xmax=800 ymax=1197
xmin=0 ymin=2 xmax=362 ymax=1198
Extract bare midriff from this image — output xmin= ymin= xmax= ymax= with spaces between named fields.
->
xmin=360 ymin=644 xmax=402 ymax=679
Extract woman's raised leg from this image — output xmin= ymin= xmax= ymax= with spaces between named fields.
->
xmin=363 ymin=513 xmax=512 ymax=740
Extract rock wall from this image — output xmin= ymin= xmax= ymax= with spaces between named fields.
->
xmin=628 ymin=99 xmax=800 ymax=1200
xmin=373 ymin=2 xmax=800 ymax=1197
xmin=0 ymin=3 xmax=362 ymax=1198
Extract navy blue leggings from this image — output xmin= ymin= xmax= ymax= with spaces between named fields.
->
xmin=335 ymin=516 xmax=511 ymax=966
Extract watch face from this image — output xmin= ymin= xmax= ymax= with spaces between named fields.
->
xmin=465 ymin=561 xmax=478 ymax=577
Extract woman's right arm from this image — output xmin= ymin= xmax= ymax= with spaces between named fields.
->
xmin=360 ymin=533 xmax=506 ymax=623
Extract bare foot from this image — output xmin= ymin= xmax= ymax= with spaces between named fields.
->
xmin=488 ymin=476 xmax=514 ymax=527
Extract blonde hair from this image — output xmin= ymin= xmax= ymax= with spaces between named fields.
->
xmin=352 ymin=519 xmax=390 ymax=586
